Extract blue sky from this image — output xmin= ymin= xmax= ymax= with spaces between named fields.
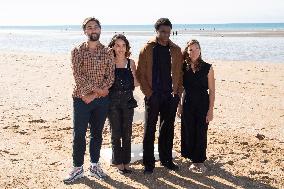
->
xmin=0 ymin=0 xmax=283 ymax=25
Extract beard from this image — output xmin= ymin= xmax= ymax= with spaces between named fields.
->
xmin=88 ymin=33 xmax=100 ymax=41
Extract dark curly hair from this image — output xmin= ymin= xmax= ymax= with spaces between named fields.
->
xmin=182 ymin=39 xmax=203 ymax=70
xmin=82 ymin=17 xmax=101 ymax=30
xmin=108 ymin=34 xmax=131 ymax=58
xmin=154 ymin=18 xmax=172 ymax=31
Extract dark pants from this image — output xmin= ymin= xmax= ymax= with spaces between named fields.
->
xmin=181 ymin=98 xmax=209 ymax=163
xmin=72 ymin=96 xmax=109 ymax=167
xmin=108 ymin=92 xmax=134 ymax=165
xmin=143 ymin=93 xmax=179 ymax=169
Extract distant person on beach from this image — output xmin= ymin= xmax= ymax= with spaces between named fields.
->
xmin=136 ymin=18 xmax=183 ymax=174
xmin=107 ymin=34 xmax=139 ymax=174
xmin=177 ymin=39 xmax=215 ymax=173
xmin=64 ymin=17 xmax=115 ymax=183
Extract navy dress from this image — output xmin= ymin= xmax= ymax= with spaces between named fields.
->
xmin=108 ymin=59 xmax=135 ymax=165
xmin=181 ymin=60 xmax=211 ymax=163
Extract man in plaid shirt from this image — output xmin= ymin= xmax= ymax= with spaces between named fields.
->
xmin=64 ymin=17 xmax=115 ymax=183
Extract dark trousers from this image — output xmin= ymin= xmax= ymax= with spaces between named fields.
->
xmin=143 ymin=93 xmax=179 ymax=169
xmin=181 ymin=102 xmax=208 ymax=163
xmin=109 ymin=106 xmax=134 ymax=165
xmin=72 ymin=97 xmax=109 ymax=167
xmin=108 ymin=92 xmax=134 ymax=165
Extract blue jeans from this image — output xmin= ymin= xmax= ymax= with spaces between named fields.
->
xmin=72 ymin=96 xmax=109 ymax=167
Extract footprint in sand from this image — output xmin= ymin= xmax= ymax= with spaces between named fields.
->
xmin=256 ymin=133 xmax=265 ymax=140
xmin=262 ymin=149 xmax=271 ymax=153
xmin=28 ymin=119 xmax=46 ymax=123
xmin=227 ymin=160 xmax=234 ymax=165
xmin=14 ymin=130 xmax=29 ymax=135
xmin=260 ymin=159 xmax=269 ymax=163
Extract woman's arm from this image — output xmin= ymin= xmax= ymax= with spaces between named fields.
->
xmin=206 ymin=66 xmax=215 ymax=123
xmin=177 ymin=90 xmax=185 ymax=118
xmin=130 ymin=59 xmax=140 ymax=87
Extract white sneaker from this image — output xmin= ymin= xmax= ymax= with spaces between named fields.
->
xmin=189 ymin=163 xmax=207 ymax=173
xmin=89 ymin=162 xmax=107 ymax=180
xmin=63 ymin=166 xmax=84 ymax=183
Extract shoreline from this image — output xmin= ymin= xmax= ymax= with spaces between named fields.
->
xmin=1 ymin=28 xmax=284 ymax=37
xmin=103 ymin=30 xmax=284 ymax=37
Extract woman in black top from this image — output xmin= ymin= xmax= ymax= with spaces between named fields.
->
xmin=108 ymin=34 xmax=139 ymax=174
xmin=178 ymin=39 xmax=215 ymax=173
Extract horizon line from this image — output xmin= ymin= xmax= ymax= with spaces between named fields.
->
xmin=1 ymin=22 xmax=284 ymax=27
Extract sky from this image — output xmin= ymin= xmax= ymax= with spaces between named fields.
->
xmin=0 ymin=0 xmax=284 ymax=26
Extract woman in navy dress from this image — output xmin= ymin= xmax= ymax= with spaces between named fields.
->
xmin=178 ymin=39 xmax=215 ymax=173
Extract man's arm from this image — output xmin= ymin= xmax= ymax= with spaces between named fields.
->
xmin=136 ymin=47 xmax=152 ymax=97
xmin=99 ymin=51 xmax=115 ymax=96
xmin=177 ymin=49 xmax=184 ymax=96
xmin=71 ymin=48 xmax=94 ymax=97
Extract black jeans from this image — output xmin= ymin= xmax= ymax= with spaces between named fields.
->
xmin=72 ymin=96 xmax=109 ymax=167
xmin=108 ymin=92 xmax=134 ymax=165
xmin=143 ymin=93 xmax=180 ymax=169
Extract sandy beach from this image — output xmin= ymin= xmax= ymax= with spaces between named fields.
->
xmin=0 ymin=51 xmax=283 ymax=188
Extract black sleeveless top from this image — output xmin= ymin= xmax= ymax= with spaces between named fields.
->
xmin=109 ymin=59 xmax=134 ymax=93
xmin=183 ymin=60 xmax=211 ymax=104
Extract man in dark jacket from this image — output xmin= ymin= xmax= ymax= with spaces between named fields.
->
xmin=136 ymin=18 xmax=183 ymax=174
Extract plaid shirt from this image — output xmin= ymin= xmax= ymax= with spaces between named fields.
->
xmin=71 ymin=42 xmax=115 ymax=98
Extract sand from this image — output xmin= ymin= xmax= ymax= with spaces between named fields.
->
xmin=0 ymin=51 xmax=283 ymax=189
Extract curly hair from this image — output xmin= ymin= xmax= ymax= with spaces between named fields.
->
xmin=82 ymin=17 xmax=101 ymax=30
xmin=182 ymin=39 xmax=203 ymax=70
xmin=154 ymin=18 xmax=172 ymax=31
xmin=108 ymin=34 xmax=131 ymax=58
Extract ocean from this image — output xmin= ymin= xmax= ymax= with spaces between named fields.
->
xmin=0 ymin=23 xmax=284 ymax=63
